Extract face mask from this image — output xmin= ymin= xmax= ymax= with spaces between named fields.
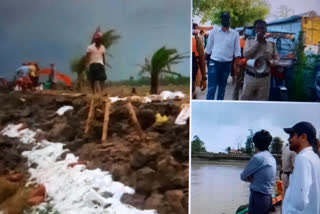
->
xmin=221 ymin=17 xmax=230 ymax=28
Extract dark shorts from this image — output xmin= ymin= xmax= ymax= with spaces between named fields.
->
xmin=248 ymin=190 xmax=272 ymax=214
xmin=87 ymin=63 xmax=106 ymax=82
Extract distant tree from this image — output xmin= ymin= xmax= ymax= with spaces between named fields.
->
xmin=193 ymin=0 xmax=270 ymax=28
xmin=139 ymin=46 xmax=187 ymax=94
xmin=245 ymin=129 xmax=255 ymax=155
xmin=271 ymin=137 xmax=284 ymax=154
xmin=236 ymin=136 xmax=243 ymax=150
xmin=240 ymin=147 xmax=246 ymax=153
xmin=191 ymin=135 xmax=207 ymax=154
xmin=226 ymin=146 xmax=231 ymax=153
xmin=267 ymin=5 xmax=294 ymax=20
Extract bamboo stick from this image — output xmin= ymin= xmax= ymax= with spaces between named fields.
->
xmin=84 ymin=97 xmax=95 ymax=136
xmin=101 ymin=98 xmax=111 ymax=143
xmin=126 ymin=102 xmax=145 ymax=142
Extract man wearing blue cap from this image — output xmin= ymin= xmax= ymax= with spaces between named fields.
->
xmin=282 ymin=121 xmax=320 ymax=214
xmin=205 ymin=12 xmax=241 ymax=100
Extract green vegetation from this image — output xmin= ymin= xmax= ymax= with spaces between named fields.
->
xmin=24 ymin=203 xmax=59 ymax=214
xmin=226 ymin=146 xmax=231 ymax=153
xmin=139 ymin=46 xmax=188 ymax=94
xmin=191 ymin=135 xmax=207 ymax=155
xmin=193 ymin=0 xmax=270 ymax=28
xmin=108 ymin=75 xmax=190 ymax=87
xmin=245 ymin=129 xmax=254 ymax=155
xmin=289 ymin=31 xmax=320 ymax=101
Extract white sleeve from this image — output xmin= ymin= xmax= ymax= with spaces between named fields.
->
xmin=234 ymin=32 xmax=241 ymax=58
xmin=283 ymin=156 xmax=312 ymax=214
xmin=86 ymin=45 xmax=92 ymax=53
xmin=205 ymin=30 xmax=214 ymax=55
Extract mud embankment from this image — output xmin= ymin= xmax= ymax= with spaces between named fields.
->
xmin=0 ymin=92 xmax=189 ymax=214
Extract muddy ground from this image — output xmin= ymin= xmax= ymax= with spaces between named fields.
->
xmin=0 ymin=91 xmax=189 ymax=214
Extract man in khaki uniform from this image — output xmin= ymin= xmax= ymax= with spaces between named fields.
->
xmin=193 ymin=23 xmax=207 ymax=93
xmin=280 ymin=143 xmax=296 ymax=197
xmin=240 ymin=20 xmax=278 ymax=100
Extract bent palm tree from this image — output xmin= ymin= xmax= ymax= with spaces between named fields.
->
xmin=71 ymin=29 xmax=120 ymax=90
xmin=139 ymin=46 xmax=188 ymax=94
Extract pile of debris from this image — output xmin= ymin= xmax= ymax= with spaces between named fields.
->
xmin=0 ymin=91 xmax=189 ymax=214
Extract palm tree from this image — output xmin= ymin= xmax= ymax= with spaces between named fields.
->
xmin=71 ymin=29 xmax=120 ymax=90
xmin=139 ymin=46 xmax=188 ymax=94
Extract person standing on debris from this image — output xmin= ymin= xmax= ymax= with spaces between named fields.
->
xmin=282 ymin=122 xmax=320 ymax=214
xmin=280 ymin=143 xmax=296 ymax=197
xmin=193 ymin=23 xmax=207 ymax=94
xmin=240 ymin=130 xmax=276 ymax=214
xmin=205 ymin=12 xmax=241 ymax=100
xmin=240 ymin=20 xmax=278 ymax=101
xmin=86 ymin=31 xmax=106 ymax=94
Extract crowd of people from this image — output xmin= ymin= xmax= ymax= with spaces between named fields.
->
xmin=14 ymin=62 xmax=56 ymax=91
xmin=11 ymin=28 xmax=107 ymax=93
xmin=240 ymin=122 xmax=320 ymax=214
xmin=192 ymin=12 xmax=280 ymax=101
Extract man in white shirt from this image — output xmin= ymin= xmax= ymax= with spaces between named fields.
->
xmin=280 ymin=144 xmax=296 ymax=197
xmin=205 ymin=12 xmax=241 ymax=100
xmin=282 ymin=121 xmax=320 ymax=214
xmin=86 ymin=32 xmax=106 ymax=94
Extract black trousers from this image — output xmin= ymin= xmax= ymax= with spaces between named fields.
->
xmin=248 ymin=190 xmax=272 ymax=214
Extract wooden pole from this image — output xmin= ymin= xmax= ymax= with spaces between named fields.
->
xmin=126 ymin=102 xmax=145 ymax=142
xmin=84 ymin=97 xmax=95 ymax=136
xmin=101 ymin=98 xmax=111 ymax=143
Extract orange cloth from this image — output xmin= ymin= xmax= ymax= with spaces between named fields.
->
xmin=240 ymin=38 xmax=246 ymax=49
xmin=192 ymin=37 xmax=198 ymax=57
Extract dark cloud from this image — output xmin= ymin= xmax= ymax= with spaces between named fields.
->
xmin=0 ymin=0 xmax=190 ymax=80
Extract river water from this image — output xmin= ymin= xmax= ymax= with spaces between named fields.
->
xmin=191 ymin=160 xmax=251 ymax=214
xmin=191 ymin=160 xmax=281 ymax=214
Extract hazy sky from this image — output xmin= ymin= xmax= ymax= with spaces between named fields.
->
xmin=194 ymin=0 xmax=320 ymax=25
xmin=0 ymin=0 xmax=191 ymax=81
xmin=191 ymin=101 xmax=320 ymax=153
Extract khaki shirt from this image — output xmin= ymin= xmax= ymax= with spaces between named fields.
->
xmin=243 ymin=38 xmax=278 ymax=73
xmin=195 ymin=35 xmax=205 ymax=57
xmin=281 ymin=144 xmax=296 ymax=172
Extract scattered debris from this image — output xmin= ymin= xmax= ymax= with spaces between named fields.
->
xmin=160 ymin=91 xmax=185 ymax=100
xmin=155 ymin=113 xmax=168 ymax=124
xmin=175 ymin=104 xmax=190 ymax=125
xmin=2 ymin=124 xmax=157 ymax=214
xmin=56 ymin=106 xmax=74 ymax=116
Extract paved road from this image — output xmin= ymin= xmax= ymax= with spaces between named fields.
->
xmin=194 ymin=76 xmax=235 ymax=100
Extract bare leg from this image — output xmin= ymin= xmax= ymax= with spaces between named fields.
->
xmin=90 ymin=80 xmax=95 ymax=94
xmin=95 ymin=81 xmax=101 ymax=93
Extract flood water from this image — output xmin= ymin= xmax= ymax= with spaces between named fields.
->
xmin=191 ymin=160 xmax=280 ymax=214
xmin=191 ymin=160 xmax=250 ymax=214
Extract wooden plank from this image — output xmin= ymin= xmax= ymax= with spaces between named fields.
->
xmin=126 ymin=102 xmax=145 ymax=142
xmin=101 ymin=98 xmax=111 ymax=144
xmin=84 ymin=98 xmax=95 ymax=136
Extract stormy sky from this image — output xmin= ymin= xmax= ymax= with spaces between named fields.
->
xmin=0 ymin=0 xmax=191 ymax=81
xmin=191 ymin=101 xmax=320 ymax=153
